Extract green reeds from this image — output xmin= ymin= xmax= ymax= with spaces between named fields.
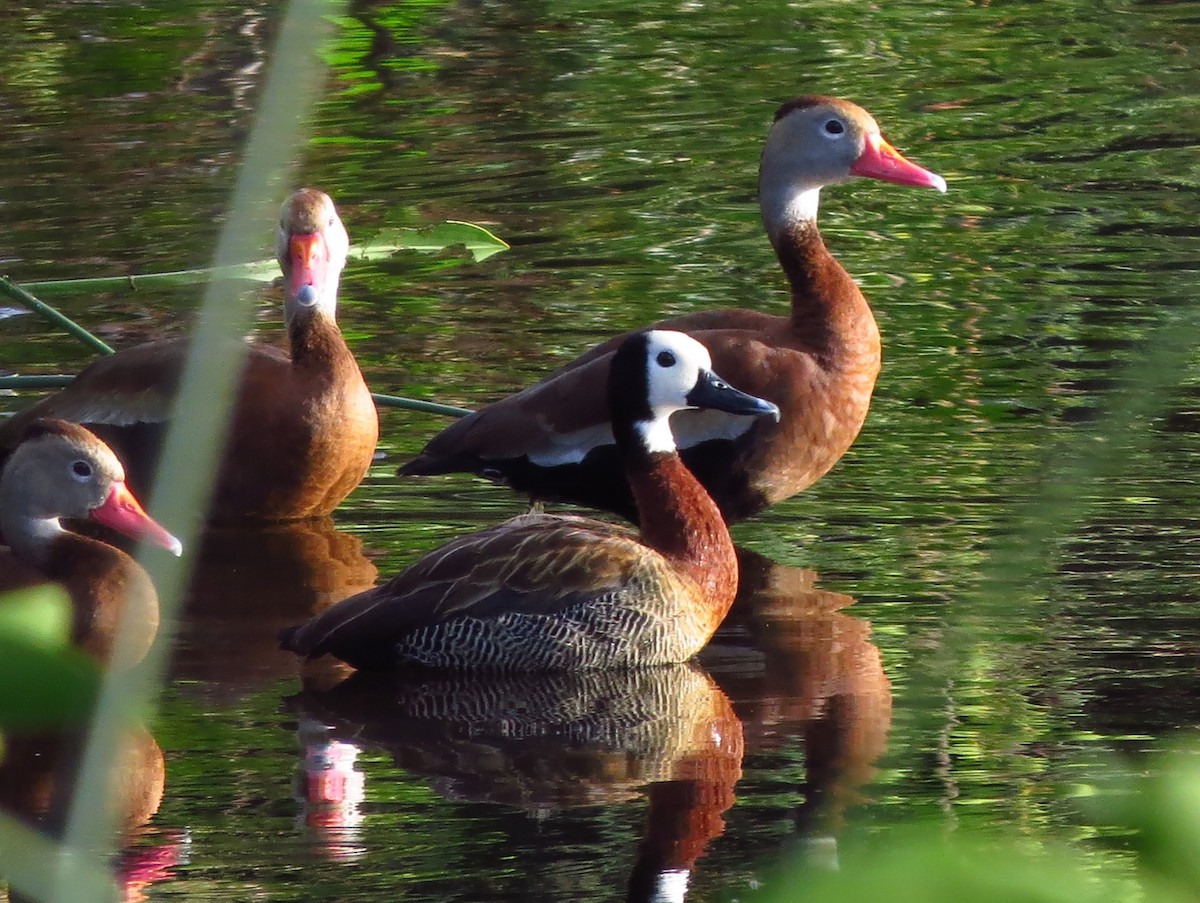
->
xmin=0 ymin=227 xmax=504 ymax=419
xmin=0 ymin=2 xmax=343 ymax=900
xmin=0 ymin=278 xmax=114 ymax=356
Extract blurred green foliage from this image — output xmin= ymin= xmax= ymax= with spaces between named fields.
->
xmin=0 ymin=588 xmax=98 ymax=731
xmin=751 ymin=747 xmax=1200 ymax=903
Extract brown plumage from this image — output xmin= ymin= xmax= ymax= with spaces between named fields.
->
xmin=0 ymin=419 xmax=182 ymax=666
xmin=280 ymin=330 xmax=779 ymax=671
xmin=0 ymin=188 xmax=378 ymax=523
xmin=399 ymin=96 xmax=946 ymax=523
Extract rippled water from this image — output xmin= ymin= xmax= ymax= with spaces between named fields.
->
xmin=2 ymin=0 xmax=1200 ymax=899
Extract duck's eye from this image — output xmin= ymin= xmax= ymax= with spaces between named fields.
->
xmin=656 ymin=351 xmax=676 ymax=368
xmin=70 ymin=460 xmax=93 ymax=482
xmin=823 ymin=118 xmax=845 ymax=136
xmin=327 ymin=215 xmax=336 ymax=227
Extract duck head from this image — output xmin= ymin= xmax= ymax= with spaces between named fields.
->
xmin=276 ymin=188 xmax=351 ymax=326
xmin=610 ymin=330 xmax=781 ymax=454
xmin=0 ymin=420 xmax=182 ymax=561
xmin=759 ymin=96 xmax=946 ymax=236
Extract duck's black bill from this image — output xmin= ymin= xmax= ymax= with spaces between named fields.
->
xmin=686 ymin=370 xmax=781 ymax=421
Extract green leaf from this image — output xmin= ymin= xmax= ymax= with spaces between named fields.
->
xmin=357 ymin=222 xmax=510 ymax=262
xmin=19 ymin=219 xmax=509 ymax=297
xmin=0 ymin=586 xmax=73 ymax=650
xmin=0 ymin=639 xmax=98 ymax=729
xmin=0 ymin=588 xmax=99 ymax=729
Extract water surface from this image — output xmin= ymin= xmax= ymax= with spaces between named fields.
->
xmin=2 ymin=0 xmax=1200 ymax=898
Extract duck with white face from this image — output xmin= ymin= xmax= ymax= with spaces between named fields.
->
xmin=280 ymin=330 xmax=779 ymax=673
xmin=400 ymin=96 xmax=946 ymax=525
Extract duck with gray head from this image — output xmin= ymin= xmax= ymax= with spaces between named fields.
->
xmin=279 ymin=330 xmax=779 ymax=671
xmin=399 ymin=96 xmax=945 ymax=524
xmin=0 ymin=419 xmax=182 ymax=667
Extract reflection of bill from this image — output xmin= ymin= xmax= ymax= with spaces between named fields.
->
xmin=118 ymin=833 xmax=188 ymax=903
xmin=293 ymin=718 xmax=367 ymax=863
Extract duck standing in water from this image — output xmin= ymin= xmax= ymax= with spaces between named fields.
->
xmin=400 ymin=96 xmax=946 ymax=523
xmin=0 ymin=419 xmax=182 ymax=667
xmin=279 ymin=330 xmax=779 ymax=671
xmin=0 ymin=189 xmax=378 ymax=524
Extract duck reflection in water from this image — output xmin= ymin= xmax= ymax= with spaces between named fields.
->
xmin=0 ymin=723 xmax=183 ymax=902
xmin=286 ymin=663 xmax=742 ymax=901
xmin=293 ymin=717 xmax=368 ymax=863
xmin=703 ymin=548 xmax=893 ymax=872
xmin=169 ymin=516 xmax=377 ymax=699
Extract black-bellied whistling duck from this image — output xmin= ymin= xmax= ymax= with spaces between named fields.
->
xmin=0 ymin=419 xmax=182 ymax=666
xmin=0 ymin=188 xmax=378 ymax=524
xmin=279 ymin=330 xmax=779 ymax=671
xmin=399 ymin=96 xmax=946 ymax=523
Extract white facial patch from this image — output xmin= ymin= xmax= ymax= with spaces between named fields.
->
xmin=643 ymin=330 xmax=711 ymax=412
xmin=524 ymin=331 xmax=732 ymax=466
xmin=634 ymin=417 xmax=677 ymax=454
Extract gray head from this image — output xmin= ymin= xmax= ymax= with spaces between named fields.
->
xmin=759 ymin=96 xmax=946 ymax=239
xmin=0 ymin=419 xmax=182 ymax=562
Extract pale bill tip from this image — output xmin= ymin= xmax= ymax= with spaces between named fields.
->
xmin=930 ymin=172 xmax=948 ymax=194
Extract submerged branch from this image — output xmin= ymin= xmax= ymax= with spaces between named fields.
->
xmin=371 ymin=392 xmax=471 ymax=418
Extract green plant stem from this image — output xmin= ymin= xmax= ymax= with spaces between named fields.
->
xmin=371 ymin=393 xmax=471 ymax=418
xmin=0 ymin=375 xmax=471 ymax=418
xmin=53 ymin=2 xmax=337 ymax=899
xmin=0 ymin=277 xmax=114 ymax=356
xmin=0 ymin=375 xmax=75 ymax=390
xmin=22 ymin=267 xmax=265 ymax=296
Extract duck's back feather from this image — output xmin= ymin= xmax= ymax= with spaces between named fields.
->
xmin=280 ymin=512 xmax=706 ymax=671
xmin=0 ymin=334 xmax=374 ymax=522
xmin=401 ymin=318 xmax=839 ymax=522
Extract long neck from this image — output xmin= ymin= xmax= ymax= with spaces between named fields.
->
xmin=761 ymin=182 xmax=880 ymax=366
xmin=622 ymin=441 xmax=737 ymax=608
xmin=288 ymin=308 xmax=357 ymax=374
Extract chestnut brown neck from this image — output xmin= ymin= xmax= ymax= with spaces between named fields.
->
xmin=625 ymin=448 xmax=738 ymax=606
xmin=288 ymin=310 xmax=355 ymax=374
xmin=772 ymin=219 xmax=879 ymax=365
